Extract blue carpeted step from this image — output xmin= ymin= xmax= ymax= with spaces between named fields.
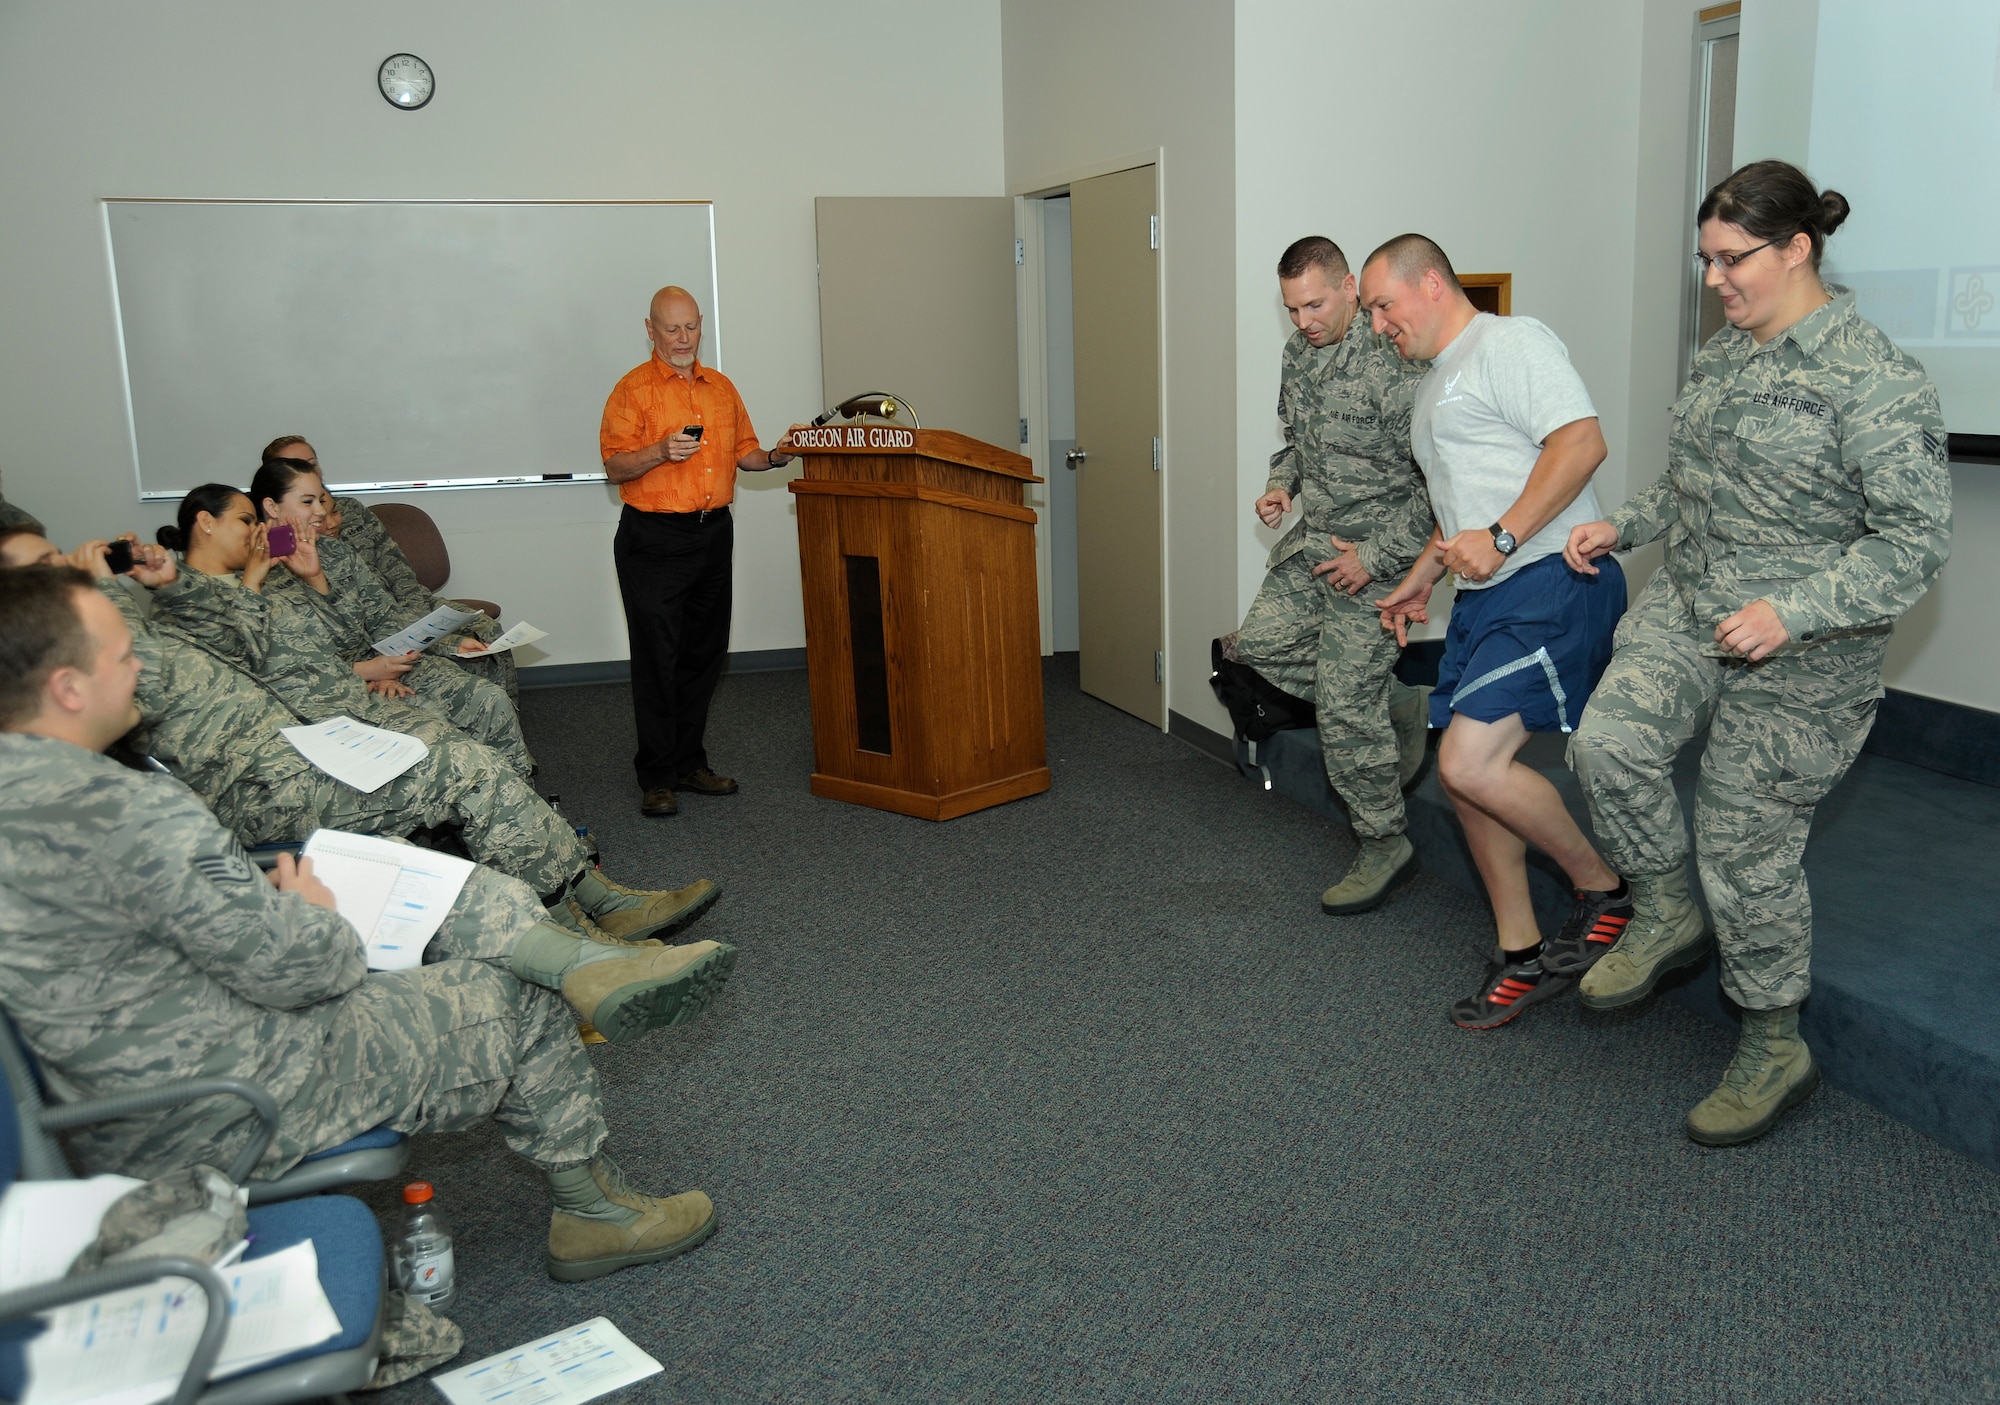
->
xmin=1235 ymin=724 xmax=2000 ymax=1171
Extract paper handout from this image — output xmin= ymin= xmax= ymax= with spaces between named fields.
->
xmin=373 ymin=604 xmax=482 ymax=657
xmin=0 ymin=1175 xmax=145 ymax=1293
xmin=280 ymin=716 xmax=428 ymax=793
xmin=471 ymin=620 xmax=548 ymax=656
xmin=302 ymin=829 xmax=476 ymax=970
xmin=431 ymin=1317 xmax=662 ymax=1405
xmin=22 ymin=1239 xmax=342 ymax=1405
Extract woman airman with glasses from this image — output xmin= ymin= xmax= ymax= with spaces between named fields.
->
xmin=1553 ymin=159 xmax=1954 ymax=1146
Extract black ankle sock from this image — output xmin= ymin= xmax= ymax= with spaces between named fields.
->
xmin=1505 ymin=940 xmax=1544 ymax=970
xmin=1583 ymin=879 xmax=1630 ymax=902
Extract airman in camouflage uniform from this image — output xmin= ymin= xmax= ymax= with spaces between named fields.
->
xmin=0 ymin=528 xmax=714 ymax=933
xmin=329 ymin=495 xmax=518 ymax=702
xmin=150 ymin=543 xmax=536 ymax=781
xmin=1567 ymin=286 xmax=1950 ymax=1142
xmin=0 ymin=568 xmax=733 ymax=1279
xmin=1233 ymin=239 xmax=1434 ymax=914
xmin=104 ymin=572 xmax=589 ymax=896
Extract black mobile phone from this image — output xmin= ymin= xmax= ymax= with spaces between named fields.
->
xmin=104 ymin=540 xmax=136 ymax=575
xmin=683 ymin=424 xmax=704 ymax=442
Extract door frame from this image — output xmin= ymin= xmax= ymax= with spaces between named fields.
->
xmin=1012 ymin=149 xmax=1170 ymax=727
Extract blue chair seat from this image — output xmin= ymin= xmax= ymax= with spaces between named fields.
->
xmin=246 ymin=1126 xmax=409 ymax=1205
xmin=299 ymin=1124 xmax=403 ymax=1162
xmin=195 ymin=1196 xmax=386 ymax=1404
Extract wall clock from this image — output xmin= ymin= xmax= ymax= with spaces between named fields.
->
xmin=378 ymin=53 xmax=434 ymax=110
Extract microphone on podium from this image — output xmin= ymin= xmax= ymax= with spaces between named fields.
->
xmin=809 ymin=392 xmax=921 ymax=429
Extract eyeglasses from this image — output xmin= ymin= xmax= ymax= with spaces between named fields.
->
xmin=1694 ymin=240 xmax=1776 ymax=272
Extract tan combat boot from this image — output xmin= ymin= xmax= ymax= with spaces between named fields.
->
xmin=560 ymin=941 xmax=737 ymax=1043
xmin=546 ymin=1155 xmax=717 ymax=1281
xmin=1320 ymin=834 xmax=1418 ymax=915
xmin=1686 ymin=1005 xmax=1818 ymax=1146
xmin=1577 ymin=865 xmax=1708 ymax=1009
xmin=572 ymin=869 xmax=720 ymax=943
xmin=1391 ymin=684 xmax=1433 ymax=791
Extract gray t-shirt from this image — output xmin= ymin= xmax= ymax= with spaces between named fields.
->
xmin=1411 ymin=313 xmax=1602 ymax=589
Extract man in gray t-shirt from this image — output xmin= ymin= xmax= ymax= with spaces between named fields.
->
xmin=1359 ymin=234 xmax=1629 ymax=1033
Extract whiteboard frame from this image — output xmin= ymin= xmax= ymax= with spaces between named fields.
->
xmin=100 ymin=198 xmax=720 ymax=501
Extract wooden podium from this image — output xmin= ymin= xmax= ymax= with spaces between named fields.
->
xmin=787 ymin=425 xmax=1051 ymax=820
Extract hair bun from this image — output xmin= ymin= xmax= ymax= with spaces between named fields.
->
xmin=155 ymin=524 xmax=185 ymax=551
xmin=1818 ymin=189 xmax=1851 ymax=236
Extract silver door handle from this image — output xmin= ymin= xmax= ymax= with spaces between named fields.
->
xmin=1065 ymin=447 xmax=1087 ymax=470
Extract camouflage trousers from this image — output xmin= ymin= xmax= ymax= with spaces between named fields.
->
xmin=1567 ymin=570 xmax=1887 ymax=1010
xmin=1235 ymin=552 xmax=1413 ymax=839
xmin=449 ymin=640 xmax=520 ymax=706
xmin=213 ymin=729 xmax=590 ymax=898
xmin=274 ymin=864 xmax=608 ymax=1174
xmin=396 ymin=655 xmax=534 ymax=780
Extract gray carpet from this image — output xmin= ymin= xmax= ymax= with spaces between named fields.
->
xmin=362 ymin=656 xmax=2000 ymax=1403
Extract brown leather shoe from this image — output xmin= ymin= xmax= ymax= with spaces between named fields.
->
xmin=677 ymin=768 xmax=739 ymax=796
xmin=640 ymin=785 xmax=678 ymax=817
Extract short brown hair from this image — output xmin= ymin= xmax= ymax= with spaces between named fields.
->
xmin=0 ymin=565 xmax=95 ymax=728
xmin=1365 ymin=233 xmax=1461 ymax=291
xmin=261 ymin=434 xmax=311 ymax=462
xmin=1277 ymin=236 xmax=1349 ymax=282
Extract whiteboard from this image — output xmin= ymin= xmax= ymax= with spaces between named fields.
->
xmin=103 ymin=200 xmax=718 ymax=498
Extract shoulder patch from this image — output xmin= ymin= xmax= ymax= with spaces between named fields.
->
xmin=1923 ymin=430 xmax=1947 ymax=464
xmin=191 ymin=850 xmax=258 ymax=889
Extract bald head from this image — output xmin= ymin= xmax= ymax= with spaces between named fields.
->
xmin=1359 ymin=233 xmax=1474 ymax=362
xmin=646 ymin=286 xmax=704 ymax=372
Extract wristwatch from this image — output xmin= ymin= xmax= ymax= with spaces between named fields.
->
xmin=1488 ymin=523 xmax=1518 ymax=556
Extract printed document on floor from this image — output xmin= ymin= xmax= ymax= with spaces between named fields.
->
xmin=373 ymin=604 xmax=482 ymax=657
xmin=302 ymin=829 xmax=476 ymax=970
xmin=472 ymin=621 xmax=548 ymax=655
xmin=22 ymin=1240 xmax=341 ymax=1405
xmin=430 ymin=1317 xmax=662 ymax=1405
xmin=280 ymin=716 xmax=428 ymax=793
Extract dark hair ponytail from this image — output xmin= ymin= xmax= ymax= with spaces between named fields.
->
xmin=158 ymin=483 xmax=244 ymax=552
xmin=1698 ymin=159 xmax=1849 ymax=269
xmin=248 ymin=458 xmax=322 ymax=521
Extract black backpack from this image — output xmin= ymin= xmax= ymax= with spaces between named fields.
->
xmin=1210 ymin=637 xmax=1317 ymax=742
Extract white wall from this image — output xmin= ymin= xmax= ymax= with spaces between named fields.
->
xmin=1733 ymin=0 xmax=1997 ymax=711
xmin=0 ymin=0 xmax=1005 ymax=669
xmin=1233 ymin=0 xmax=1712 ymax=636
xmin=1002 ymin=0 xmax=1237 ymax=735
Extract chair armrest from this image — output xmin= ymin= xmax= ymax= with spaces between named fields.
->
xmin=0 ymin=1256 xmax=230 ymax=1405
xmin=39 ymin=1078 xmax=280 ymax=1185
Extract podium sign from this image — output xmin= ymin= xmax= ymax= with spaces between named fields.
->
xmin=788 ymin=427 xmax=1051 ymax=820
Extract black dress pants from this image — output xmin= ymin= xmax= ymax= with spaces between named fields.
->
xmin=613 ymin=505 xmax=733 ymax=790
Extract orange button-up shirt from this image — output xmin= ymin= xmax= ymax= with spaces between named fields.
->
xmin=599 ymin=357 xmax=762 ymax=513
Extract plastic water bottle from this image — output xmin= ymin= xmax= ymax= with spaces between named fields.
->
xmin=392 ymin=1182 xmax=457 ymax=1308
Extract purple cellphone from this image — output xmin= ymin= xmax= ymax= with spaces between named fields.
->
xmin=266 ymin=524 xmax=297 ymax=558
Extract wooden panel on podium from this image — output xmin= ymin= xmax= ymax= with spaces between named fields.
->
xmin=788 ymin=426 xmax=1050 ymax=820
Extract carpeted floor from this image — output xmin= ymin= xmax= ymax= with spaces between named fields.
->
xmin=362 ymin=656 xmax=2000 ymax=1404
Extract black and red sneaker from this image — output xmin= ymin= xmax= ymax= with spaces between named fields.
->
xmin=1541 ymin=884 xmax=1635 ymax=978
xmin=1449 ymin=946 xmax=1571 ymax=1030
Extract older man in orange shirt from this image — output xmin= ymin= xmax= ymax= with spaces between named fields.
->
xmin=601 ymin=285 xmax=795 ymax=818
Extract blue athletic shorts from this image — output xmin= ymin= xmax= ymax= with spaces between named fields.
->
xmin=1429 ymin=552 xmax=1626 ymax=734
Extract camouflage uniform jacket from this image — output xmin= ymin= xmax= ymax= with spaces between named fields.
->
xmin=1610 ymin=291 xmax=1952 ymax=655
xmin=98 ymin=577 xmax=306 ymax=802
xmin=149 ymin=559 xmax=385 ymax=720
xmin=0 ymin=733 xmax=368 ymax=1178
xmin=333 ymin=498 xmax=496 ymax=646
xmin=1264 ymin=323 xmax=1434 ymax=581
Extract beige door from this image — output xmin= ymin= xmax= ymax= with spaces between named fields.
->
xmin=1069 ymin=165 xmax=1162 ymax=725
xmin=814 ymin=197 xmax=1020 ymax=451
